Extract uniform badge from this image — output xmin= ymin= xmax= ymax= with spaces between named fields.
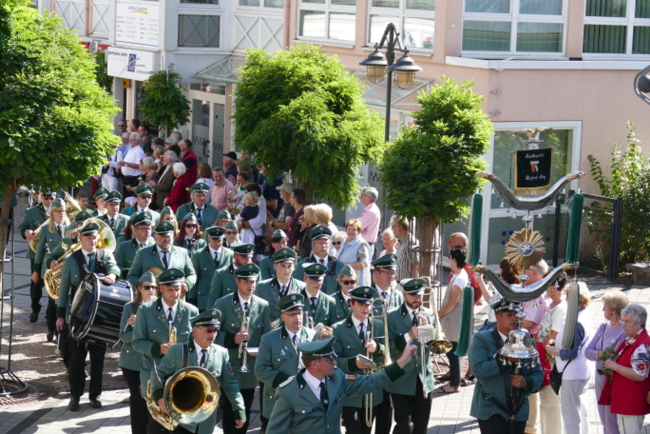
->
xmin=345 ymin=375 xmax=357 ymax=381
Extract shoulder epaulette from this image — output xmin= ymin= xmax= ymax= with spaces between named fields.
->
xmin=279 ymin=376 xmax=295 ymax=388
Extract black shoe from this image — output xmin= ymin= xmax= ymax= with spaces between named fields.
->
xmin=29 ymin=311 xmax=38 ymax=323
xmin=89 ymin=398 xmax=102 ymax=409
xmin=68 ymin=397 xmax=80 ymax=411
xmin=47 ymin=331 xmax=54 ymax=342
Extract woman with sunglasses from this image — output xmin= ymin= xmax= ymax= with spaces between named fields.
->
xmin=224 ymin=220 xmax=240 ymax=249
xmin=119 ymin=272 xmax=157 ymax=434
xmin=174 ymin=213 xmax=206 ymax=259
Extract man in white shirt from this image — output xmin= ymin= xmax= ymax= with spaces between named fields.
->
xmin=118 ymin=132 xmax=145 ymax=197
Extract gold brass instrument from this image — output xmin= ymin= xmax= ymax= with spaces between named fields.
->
xmin=314 ymin=323 xmax=333 ymax=340
xmin=145 ymin=367 xmax=221 ymax=431
xmin=43 ymin=217 xmax=117 ymax=301
xmin=364 ymin=330 xmax=374 ymax=427
xmin=238 ymin=316 xmax=250 ymax=372
xmin=430 ymin=305 xmax=453 ymax=355
xmin=363 ymin=298 xmax=392 ymax=427
xmin=63 ymin=192 xmax=83 ymax=218
xmin=169 ymin=324 xmax=177 ymax=345
xmin=304 ymin=311 xmax=315 ymax=330
xmin=148 ymin=268 xmax=164 ymax=278
xmin=29 ymin=219 xmax=50 ymax=253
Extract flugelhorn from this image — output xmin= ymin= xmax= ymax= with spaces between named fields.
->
xmin=238 ymin=316 xmax=250 ymax=372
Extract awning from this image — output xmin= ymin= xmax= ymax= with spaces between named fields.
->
xmin=192 ymin=55 xmax=433 ymax=107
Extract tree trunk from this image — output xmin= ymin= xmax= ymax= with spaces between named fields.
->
xmin=419 ymin=215 xmax=440 ymax=280
xmin=0 ymin=180 xmax=20 ymax=293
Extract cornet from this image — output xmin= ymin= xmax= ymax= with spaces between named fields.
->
xmin=238 ymin=316 xmax=250 ymax=373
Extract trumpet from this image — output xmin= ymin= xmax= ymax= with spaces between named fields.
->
xmin=238 ymin=316 xmax=250 ymax=373
xmin=304 ymin=311 xmax=315 ymax=330
xmin=169 ymin=324 xmax=177 ymax=345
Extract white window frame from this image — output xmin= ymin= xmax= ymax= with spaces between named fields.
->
xmin=583 ymin=0 xmax=650 ymax=59
xmin=175 ymin=2 xmax=226 ymax=52
xmin=461 ymin=0 xmax=568 ymax=60
xmin=367 ymin=0 xmax=435 ymax=54
xmin=479 ymin=120 xmax=582 ymax=266
xmin=297 ymin=0 xmax=356 ymax=47
xmin=236 ymin=0 xmax=284 ymax=9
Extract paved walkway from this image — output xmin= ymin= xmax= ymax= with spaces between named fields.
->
xmin=1 ymin=201 xmax=650 ymax=433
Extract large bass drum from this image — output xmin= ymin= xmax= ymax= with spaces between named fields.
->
xmin=70 ymin=273 xmax=133 ymax=346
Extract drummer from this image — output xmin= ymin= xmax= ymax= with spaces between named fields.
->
xmin=55 ymin=220 xmax=120 ymax=412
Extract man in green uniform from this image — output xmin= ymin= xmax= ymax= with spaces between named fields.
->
xmin=19 ymin=191 xmax=53 ymax=322
xmin=256 ymin=294 xmax=316 ymax=433
xmin=207 ymin=243 xmax=257 ymax=307
xmin=127 ymin=220 xmax=196 ymax=295
xmin=266 ymin=336 xmax=417 ymax=434
xmin=55 ymin=220 xmax=121 ymax=411
xmin=386 ymin=278 xmax=435 ymax=434
xmin=300 ymin=263 xmax=337 ymax=327
xmin=293 ymin=226 xmax=343 ymax=295
xmin=175 ymin=182 xmax=219 ymax=228
xmin=114 ymin=211 xmax=154 ymax=280
xmin=371 ymin=254 xmax=405 ymax=316
xmin=121 ymin=184 xmax=161 ymax=225
xmin=332 ymin=265 xmax=356 ymax=322
xmin=151 ymin=308 xmax=246 ymax=434
xmin=93 ymin=186 xmax=109 ymax=217
xmin=259 ymin=229 xmax=289 ymax=280
xmin=214 ymin=263 xmax=271 ymax=434
xmin=132 ymin=268 xmax=199 ymax=430
xmin=255 ymin=247 xmax=306 ymax=326
xmin=190 ymin=225 xmax=234 ymax=311
xmin=98 ymin=190 xmax=129 ymax=238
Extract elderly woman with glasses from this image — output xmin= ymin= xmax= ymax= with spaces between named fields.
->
xmin=336 ymin=219 xmax=371 ymax=286
xmin=600 ymin=303 xmax=650 ymax=434
xmin=119 ymin=272 xmax=157 ymax=434
xmin=585 ymin=291 xmax=628 ymax=434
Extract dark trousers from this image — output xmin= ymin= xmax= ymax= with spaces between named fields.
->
xmin=259 ymin=382 xmax=268 ymax=431
xmin=68 ymin=335 xmax=106 ymax=400
xmin=60 ymin=323 xmax=71 ymax=368
xmin=122 ymin=367 xmax=148 ymax=434
xmin=46 ymin=297 xmax=57 ymax=332
xmin=375 ymin=389 xmax=393 ymax=434
xmin=342 ymin=405 xmax=376 ymax=434
xmin=122 ymin=175 xmax=140 ymax=198
xmin=221 ymin=387 xmax=254 ymax=434
xmin=390 ymin=378 xmax=433 ymax=434
xmin=447 ymin=341 xmax=461 ymax=388
xmin=29 ymin=259 xmax=42 ymax=313
xmin=477 ymin=415 xmax=526 ymax=434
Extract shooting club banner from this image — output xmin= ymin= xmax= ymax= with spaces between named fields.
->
xmin=514 ymin=148 xmax=553 ymax=195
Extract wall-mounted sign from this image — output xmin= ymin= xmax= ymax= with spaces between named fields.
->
xmin=514 ymin=148 xmax=553 ymax=195
xmin=115 ymin=2 xmax=159 ymax=48
xmin=107 ymin=48 xmax=157 ymax=81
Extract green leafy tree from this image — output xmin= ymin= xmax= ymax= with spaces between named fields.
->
xmin=232 ymin=43 xmax=386 ymax=209
xmin=94 ymin=49 xmax=113 ymax=94
xmin=587 ymin=121 xmax=650 ymax=265
xmin=379 ymin=77 xmax=492 ymax=276
xmin=0 ymin=0 xmax=118 ymax=283
xmin=139 ymin=65 xmax=191 ymax=137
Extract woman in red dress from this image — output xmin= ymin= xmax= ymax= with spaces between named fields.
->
xmin=165 ymin=162 xmax=192 ymax=213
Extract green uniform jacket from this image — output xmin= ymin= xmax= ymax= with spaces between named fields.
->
xmin=98 ymin=212 xmax=130 ymax=239
xmin=132 ymin=298 xmax=198 ymax=392
xmin=259 ymin=256 xmax=275 ymax=280
xmin=267 ymin=363 xmax=406 ymax=434
xmin=56 ymin=249 xmax=120 ymax=322
xmin=151 ymin=341 xmax=246 ymax=434
xmin=34 ymin=224 xmax=66 ymax=274
xmin=175 ymin=202 xmax=219 ymax=228
xmin=214 ymin=293 xmax=271 ymax=390
xmin=18 ymin=204 xmax=47 ymax=260
xmin=255 ymin=326 xmax=316 ymax=419
xmin=121 ymin=207 xmax=161 ymax=226
xmin=301 ymin=290 xmax=337 ymax=327
xmin=118 ymin=303 xmax=141 ymax=371
xmin=127 ymin=244 xmax=197 ymax=290
xmin=190 ymin=245 xmax=234 ymax=310
xmin=173 ymin=238 xmax=207 ymax=259
xmin=385 ymin=304 xmax=435 ymax=396
xmin=254 ymin=277 xmax=306 ymax=325
xmin=293 ymin=255 xmax=344 ymax=296
xmin=469 ymin=329 xmax=543 ymax=422
xmin=114 ymin=237 xmax=155 ymax=280
xmin=371 ymin=284 xmax=404 ymax=317
xmin=332 ymin=315 xmax=386 ymax=408
xmin=332 ymin=292 xmax=352 ymax=322
xmin=207 ymin=263 xmax=261 ymax=308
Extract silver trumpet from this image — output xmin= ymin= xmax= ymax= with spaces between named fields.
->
xmin=238 ymin=316 xmax=250 ymax=373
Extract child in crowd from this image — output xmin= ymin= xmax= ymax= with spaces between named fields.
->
xmin=236 ymin=191 xmax=259 ymax=245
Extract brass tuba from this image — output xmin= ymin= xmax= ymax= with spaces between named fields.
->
xmin=43 ymin=218 xmax=117 ymax=301
xmin=145 ymin=366 xmax=221 ymax=431
xmin=63 ymin=192 xmax=83 ymax=218
xmin=29 ymin=219 xmax=50 ymax=253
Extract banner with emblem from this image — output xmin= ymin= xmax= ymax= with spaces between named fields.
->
xmin=514 ymin=148 xmax=553 ymax=195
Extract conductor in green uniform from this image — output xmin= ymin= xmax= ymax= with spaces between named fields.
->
xmin=266 ymin=336 xmax=418 ymax=434
xmin=151 ymin=308 xmax=246 ymax=434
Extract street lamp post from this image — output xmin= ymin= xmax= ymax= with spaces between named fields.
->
xmin=360 ymin=23 xmax=423 ymax=142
